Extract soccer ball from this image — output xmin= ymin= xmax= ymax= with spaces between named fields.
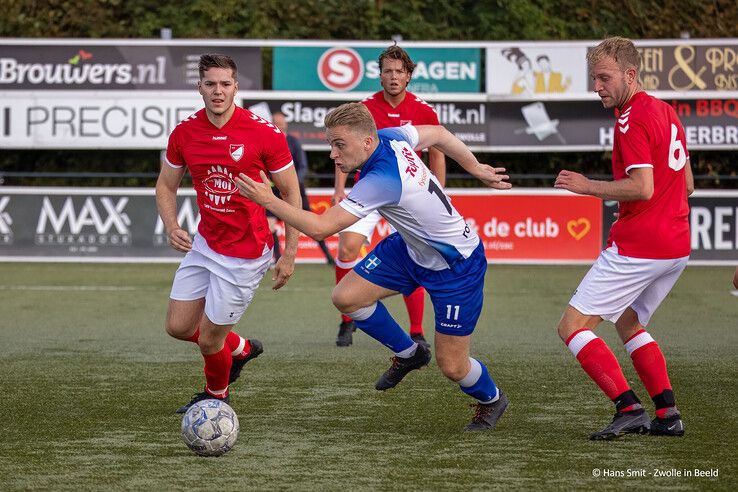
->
xmin=181 ymin=399 xmax=239 ymax=457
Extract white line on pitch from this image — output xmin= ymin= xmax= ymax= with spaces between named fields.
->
xmin=0 ymin=285 xmax=147 ymax=291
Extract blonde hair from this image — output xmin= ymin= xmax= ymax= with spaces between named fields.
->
xmin=587 ymin=36 xmax=640 ymax=74
xmin=324 ymin=103 xmax=377 ymax=138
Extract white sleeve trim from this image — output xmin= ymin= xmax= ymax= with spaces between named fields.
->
xmin=162 ymin=153 xmax=184 ymax=169
xmin=338 ymin=199 xmax=367 ymax=219
xmin=624 ymin=163 xmax=653 ymax=174
xmin=271 ymin=160 xmax=294 ymax=173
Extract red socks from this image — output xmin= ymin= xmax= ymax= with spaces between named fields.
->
xmin=566 ymin=329 xmax=633 ymax=405
xmin=335 ymin=262 xmax=353 ymax=323
xmin=186 ymin=328 xmax=252 ymax=358
xmin=203 ymin=346 xmax=231 ymax=397
xmin=625 ymin=330 xmax=675 ymax=418
xmin=404 ymin=287 xmax=425 ymax=335
xmin=185 ymin=327 xmax=255 ymax=398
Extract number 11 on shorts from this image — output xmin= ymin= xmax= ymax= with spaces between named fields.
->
xmin=446 ymin=304 xmax=460 ymax=320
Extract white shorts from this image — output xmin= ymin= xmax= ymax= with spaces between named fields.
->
xmin=341 ymin=210 xmax=381 ymax=243
xmin=569 ymin=247 xmax=688 ymax=326
xmin=170 ymin=235 xmax=271 ymax=326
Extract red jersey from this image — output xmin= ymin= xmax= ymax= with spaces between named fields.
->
xmin=608 ymin=92 xmax=690 ymax=259
xmin=357 ymin=91 xmax=439 ymax=180
xmin=166 ymin=106 xmax=293 ymax=259
xmin=362 ymin=90 xmax=440 ymax=131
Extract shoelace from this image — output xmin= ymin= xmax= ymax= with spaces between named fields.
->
xmin=470 ymin=403 xmax=490 ymax=423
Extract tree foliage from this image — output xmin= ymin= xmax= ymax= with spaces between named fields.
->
xmin=0 ymin=0 xmax=736 ymax=187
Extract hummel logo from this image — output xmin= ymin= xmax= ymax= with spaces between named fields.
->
xmin=213 ymin=136 xmax=227 ymax=140
xmin=619 ymin=124 xmax=630 ymax=134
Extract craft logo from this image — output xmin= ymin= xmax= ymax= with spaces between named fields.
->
xmin=317 ymin=47 xmax=364 ymax=91
xmin=0 ymin=196 xmax=13 ymax=245
xmin=230 ymin=144 xmax=244 ymax=161
xmin=203 ymin=166 xmax=238 ymax=207
xmin=154 ymin=198 xmax=200 ymax=246
xmin=0 ymin=48 xmax=166 ymax=86
xmin=35 ymin=196 xmax=131 ymax=247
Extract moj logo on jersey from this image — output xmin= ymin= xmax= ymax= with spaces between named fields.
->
xmin=35 ymin=196 xmax=131 ymax=247
xmin=229 ymin=144 xmax=244 ymax=161
xmin=203 ymin=165 xmax=238 ymax=207
xmin=317 ymin=47 xmax=364 ymax=91
xmin=0 ymin=196 xmax=14 ymax=245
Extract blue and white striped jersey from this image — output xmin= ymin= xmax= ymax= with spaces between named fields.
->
xmin=339 ymin=125 xmax=480 ymax=271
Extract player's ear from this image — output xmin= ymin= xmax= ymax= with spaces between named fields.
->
xmin=625 ymin=66 xmax=637 ymax=85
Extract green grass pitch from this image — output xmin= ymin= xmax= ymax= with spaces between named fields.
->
xmin=0 ymin=263 xmax=735 ymax=490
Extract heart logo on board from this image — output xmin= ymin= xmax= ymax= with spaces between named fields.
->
xmin=567 ymin=218 xmax=591 ymax=241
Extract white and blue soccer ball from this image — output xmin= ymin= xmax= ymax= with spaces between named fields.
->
xmin=181 ymin=399 xmax=239 ymax=457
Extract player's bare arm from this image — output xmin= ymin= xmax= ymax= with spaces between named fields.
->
xmin=414 ymin=125 xmax=511 ymax=190
xmin=554 ymin=167 xmax=653 ymax=201
xmin=428 ymin=146 xmax=446 ymax=186
xmin=685 ymin=157 xmax=694 ymax=196
xmin=333 ymin=168 xmax=349 ymax=205
xmin=155 ymin=163 xmax=192 ymax=253
xmin=269 ymin=165 xmax=302 ymax=290
xmin=236 ymin=171 xmax=359 ymax=240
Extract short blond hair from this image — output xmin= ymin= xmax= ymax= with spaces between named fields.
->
xmin=587 ymin=36 xmax=640 ymax=74
xmin=324 ymin=103 xmax=377 ymax=138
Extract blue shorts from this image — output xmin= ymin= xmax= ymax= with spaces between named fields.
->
xmin=355 ymin=233 xmax=487 ymax=336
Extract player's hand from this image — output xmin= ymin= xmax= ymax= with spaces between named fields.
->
xmin=332 ymin=190 xmax=347 ymax=205
xmin=271 ymin=254 xmax=295 ymax=290
xmin=475 ymin=164 xmax=512 ymax=190
xmin=235 ymin=171 xmax=274 ymax=206
xmin=554 ymin=170 xmax=591 ymax=195
xmin=167 ymin=227 xmax=192 ymax=253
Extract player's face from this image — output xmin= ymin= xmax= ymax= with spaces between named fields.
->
xmin=380 ymin=58 xmax=411 ymax=97
xmin=590 ymin=56 xmax=633 ymax=109
xmin=198 ymin=67 xmax=238 ymax=116
xmin=327 ymin=125 xmax=373 ymax=173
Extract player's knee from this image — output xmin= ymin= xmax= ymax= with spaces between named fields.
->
xmin=556 ymin=322 xmax=571 ymax=342
xmin=164 ymin=320 xmax=190 ymax=340
xmin=331 ymin=287 xmax=354 ymax=313
xmin=336 ymin=243 xmax=360 ymax=262
xmin=436 ymin=354 xmax=468 ymax=381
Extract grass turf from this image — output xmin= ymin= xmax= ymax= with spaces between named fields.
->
xmin=0 ymin=263 xmax=735 ymax=490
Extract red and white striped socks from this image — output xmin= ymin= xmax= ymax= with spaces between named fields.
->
xmin=624 ymin=329 xmax=676 ymax=418
xmin=186 ymin=328 xmax=253 ymax=359
xmin=566 ymin=329 xmax=640 ymax=412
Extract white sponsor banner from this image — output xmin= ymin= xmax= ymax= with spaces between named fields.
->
xmin=0 ymin=91 xmax=203 ymax=149
xmin=487 ymin=45 xmax=589 ymax=97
